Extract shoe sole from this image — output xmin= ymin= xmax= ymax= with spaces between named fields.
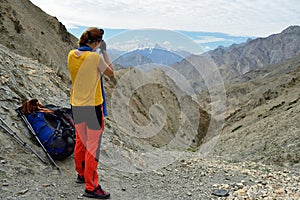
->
xmin=83 ymin=191 xmax=110 ymax=199
xmin=76 ymin=180 xmax=85 ymax=184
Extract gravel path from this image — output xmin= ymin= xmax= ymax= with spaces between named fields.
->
xmin=1 ymin=148 xmax=299 ymax=200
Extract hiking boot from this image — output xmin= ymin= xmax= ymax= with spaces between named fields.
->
xmin=76 ymin=175 xmax=85 ymax=184
xmin=83 ymin=185 xmax=110 ymax=199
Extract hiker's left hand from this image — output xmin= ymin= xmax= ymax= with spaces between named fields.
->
xmin=100 ymin=40 xmax=107 ymax=52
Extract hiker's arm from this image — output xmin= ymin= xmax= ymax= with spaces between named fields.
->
xmin=98 ymin=57 xmax=114 ymax=77
xmin=100 ymin=40 xmax=114 ymax=75
xmin=101 ymin=49 xmax=114 ymax=75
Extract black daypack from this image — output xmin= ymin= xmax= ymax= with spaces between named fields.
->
xmin=21 ymin=100 xmax=76 ymax=160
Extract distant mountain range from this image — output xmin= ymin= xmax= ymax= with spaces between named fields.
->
xmin=111 ymin=45 xmax=190 ymax=69
xmin=107 ymin=26 xmax=300 ymax=74
xmin=170 ymin=25 xmax=300 ymax=91
xmin=68 ymin=26 xmax=253 ymax=52
xmin=67 ymin=27 xmax=256 ymax=70
xmin=209 ymin=25 xmax=300 ymax=75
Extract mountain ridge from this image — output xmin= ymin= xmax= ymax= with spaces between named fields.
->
xmin=112 ymin=46 xmax=188 ymax=69
xmin=209 ymin=25 xmax=300 ymax=76
xmin=0 ymin=0 xmax=78 ymax=80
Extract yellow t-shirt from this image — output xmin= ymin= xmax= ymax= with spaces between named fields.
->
xmin=68 ymin=50 xmax=103 ymax=106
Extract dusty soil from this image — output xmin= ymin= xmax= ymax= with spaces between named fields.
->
xmin=1 ymin=141 xmax=299 ymax=200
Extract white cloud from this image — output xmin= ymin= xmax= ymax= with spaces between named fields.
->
xmin=30 ymin=0 xmax=300 ymax=37
xmin=109 ymin=39 xmax=141 ymax=51
xmin=194 ymin=36 xmax=226 ymax=44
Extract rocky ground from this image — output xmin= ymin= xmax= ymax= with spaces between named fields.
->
xmin=1 ymin=100 xmax=300 ymax=200
xmin=1 ymin=145 xmax=299 ymax=200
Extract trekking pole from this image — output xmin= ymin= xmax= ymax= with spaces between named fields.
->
xmin=0 ymin=117 xmax=47 ymax=164
xmin=15 ymin=108 xmax=61 ymax=173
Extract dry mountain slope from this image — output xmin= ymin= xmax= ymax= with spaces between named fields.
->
xmin=103 ymin=67 xmax=211 ymax=150
xmin=0 ymin=0 xmax=78 ymax=80
xmin=208 ymin=53 xmax=300 ymax=169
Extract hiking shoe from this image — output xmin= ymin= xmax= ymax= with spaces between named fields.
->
xmin=83 ymin=185 xmax=110 ymax=199
xmin=76 ymin=175 xmax=85 ymax=184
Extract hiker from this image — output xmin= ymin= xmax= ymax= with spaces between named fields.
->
xmin=67 ymin=27 xmax=114 ymax=199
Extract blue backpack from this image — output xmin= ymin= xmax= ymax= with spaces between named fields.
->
xmin=27 ymin=106 xmax=75 ymax=160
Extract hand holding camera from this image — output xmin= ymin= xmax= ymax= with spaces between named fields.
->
xmin=100 ymin=40 xmax=107 ymax=52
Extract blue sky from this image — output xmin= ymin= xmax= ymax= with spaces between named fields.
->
xmin=30 ymin=0 xmax=299 ymax=52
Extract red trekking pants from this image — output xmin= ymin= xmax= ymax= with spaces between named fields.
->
xmin=72 ymin=105 xmax=104 ymax=191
